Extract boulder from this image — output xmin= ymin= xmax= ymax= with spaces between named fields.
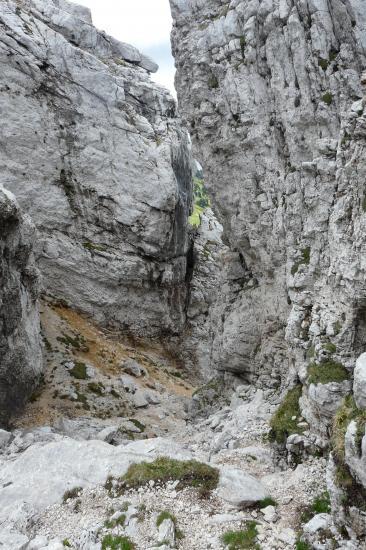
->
xmin=122 ymin=359 xmax=147 ymax=378
xmin=216 ymin=467 xmax=268 ymax=507
xmin=158 ymin=518 xmax=176 ymax=547
xmin=354 ymin=353 xmax=366 ymax=410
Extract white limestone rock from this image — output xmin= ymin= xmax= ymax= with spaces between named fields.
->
xmin=169 ymin=0 xmax=366 ymax=390
xmin=0 ymin=0 xmax=192 ymax=339
xmin=216 ymin=467 xmax=268 ymax=507
xmin=354 ymin=353 xmax=366 ymax=410
xmin=157 ymin=518 xmax=176 ymax=547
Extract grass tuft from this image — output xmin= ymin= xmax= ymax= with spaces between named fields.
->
xmin=269 ymin=385 xmax=303 ymax=444
xmin=156 ymin=510 xmax=177 ymax=528
xmin=301 ymin=491 xmax=331 ymax=523
xmin=322 ymin=92 xmax=333 ymax=105
xmin=69 ymin=362 xmax=88 ymax=380
xmin=222 ymin=522 xmax=259 ymax=549
xmin=118 ymin=457 xmax=219 ymax=498
xmin=307 ymin=361 xmax=350 ymax=385
xmin=101 ymin=535 xmax=135 ymax=550
xmin=258 ymin=497 xmax=277 ymax=508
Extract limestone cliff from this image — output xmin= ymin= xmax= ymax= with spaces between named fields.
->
xmin=0 ymin=186 xmax=42 ymax=426
xmin=0 ymin=0 xmax=192 ymax=338
xmin=170 ymin=0 xmax=366 ymax=538
xmin=170 ymin=0 xmax=366 ymax=388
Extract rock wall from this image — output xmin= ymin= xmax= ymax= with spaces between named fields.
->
xmin=170 ymin=0 xmax=366 ymax=538
xmin=0 ymin=0 xmax=192 ymax=338
xmin=170 ymin=0 xmax=366 ymax=387
xmin=0 ymin=186 xmax=42 ymax=426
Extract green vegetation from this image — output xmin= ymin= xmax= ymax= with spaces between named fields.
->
xmin=318 ymin=57 xmax=329 ymax=71
xmin=111 ymin=457 xmax=219 ymax=498
xmin=87 ymin=381 xmax=104 ymax=395
xmin=269 ymin=385 xmax=303 ymax=444
xmin=62 ymin=541 xmax=71 ymax=548
xmin=57 ymin=332 xmax=89 ymax=352
xmin=331 ymin=396 xmax=366 ymax=510
xmin=83 ymin=242 xmax=107 ymax=253
xmin=324 ymin=342 xmax=337 ymax=353
xmin=333 ymin=320 xmax=342 ymax=335
xmin=129 ymin=419 xmax=146 ymax=432
xmin=301 ymin=492 xmax=331 ymax=523
xmin=258 ymin=497 xmax=277 ymax=509
xmin=208 ymin=74 xmax=219 ymax=89
xmin=105 ymin=514 xmax=126 ymax=529
xmin=189 ymin=177 xmax=210 ymax=228
xmin=332 ymin=396 xmax=366 ymax=463
xmin=295 ymin=541 xmax=311 ymax=550
xmin=318 ymin=49 xmax=338 ymax=71
xmin=322 ymin=92 xmax=333 ymax=105
xmin=156 ymin=510 xmax=177 ymax=528
xmin=101 ymin=535 xmax=135 ymax=550
xmin=69 ymin=362 xmax=88 ymax=380
xmin=156 ymin=510 xmax=184 ymax=539
xmin=291 ymin=247 xmax=311 ymax=275
xmin=307 ymin=361 xmax=350 ymax=385
xmin=222 ymin=522 xmax=259 ymax=549
xmin=63 ymin=487 xmax=82 ymax=503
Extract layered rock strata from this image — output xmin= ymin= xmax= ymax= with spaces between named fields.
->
xmin=0 ymin=186 xmax=42 ymax=426
xmin=0 ymin=0 xmax=192 ymax=337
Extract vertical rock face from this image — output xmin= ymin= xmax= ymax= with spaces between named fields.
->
xmin=0 ymin=0 xmax=192 ymax=337
xmin=170 ymin=0 xmax=366 ymax=387
xmin=0 ymin=187 xmax=42 ymax=426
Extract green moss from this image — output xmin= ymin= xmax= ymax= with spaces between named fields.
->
xmin=62 ymin=541 xmax=71 ymax=548
xmin=307 ymin=361 xmax=350 ymax=385
xmin=101 ymin=535 xmax=135 ymax=550
xmin=69 ymin=362 xmax=88 ymax=380
xmin=63 ymin=487 xmax=82 ymax=503
xmin=322 ymin=92 xmax=333 ymax=105
xmin=258 ymin=497 xmax=277 ymax=509
xmin=295 ymin=541 xmax=311 ymax=550
xmin=222 ymin=522 xmax=259 ymax=549
xmin=120 ymin=457 xmax=219 ymax=498
xmin=269 ymin=385 xmax=303 ymax=444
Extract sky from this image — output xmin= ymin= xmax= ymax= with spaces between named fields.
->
xmin=71 ymin=0 xmax=176 ymax=94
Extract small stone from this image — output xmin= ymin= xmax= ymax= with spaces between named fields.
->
xmin=122 ymin=359 xmax=147 ymax=378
